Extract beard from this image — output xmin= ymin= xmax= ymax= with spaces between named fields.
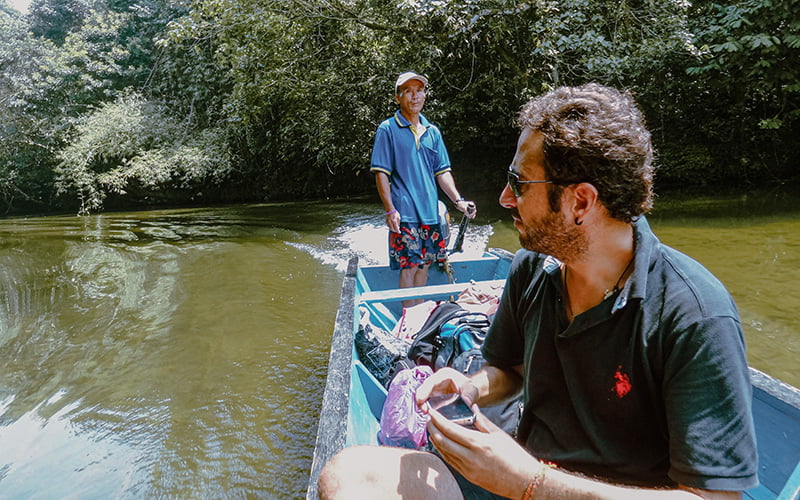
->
xmin=516 ymin=208 xmax=588 ymax=262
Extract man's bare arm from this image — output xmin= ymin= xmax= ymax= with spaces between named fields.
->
xmin=375 ymin=172 xmax=400 ymax=233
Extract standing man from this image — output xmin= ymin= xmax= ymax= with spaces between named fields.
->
xmin=371 ymin=71 xmax=476 ymax=306
xmin=319 ymin=83 xmax=758 ymax=499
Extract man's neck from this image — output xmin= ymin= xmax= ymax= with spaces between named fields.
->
xmin=400 ymin=110 xmax=421 ymax=128
xmin=563 ymin=221 xmax=635 ymax=318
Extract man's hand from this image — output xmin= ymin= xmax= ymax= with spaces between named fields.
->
xmin=416 ymin=367 xmax=535 ymax=498
xmin=415 ymin=367 xmax=477 ymax=409
xmin=456 ymin=200 xmax=477 ymax=219
xmin=385 ymin=209 xmax=401 ymax=233
xmin=426 ymin=402 xmax=537 ymax=499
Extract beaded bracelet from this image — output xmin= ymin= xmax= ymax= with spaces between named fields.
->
xmin=521 ymin=462 xmax=550 ymax=500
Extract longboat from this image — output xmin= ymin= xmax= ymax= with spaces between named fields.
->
xmin=306 ymin=249 xmax=800 ymax=500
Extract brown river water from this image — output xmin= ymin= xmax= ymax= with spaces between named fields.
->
xmin=0 ymin=191 xmax=797 ymax=498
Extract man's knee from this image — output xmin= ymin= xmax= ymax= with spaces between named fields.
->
xmin=317 ymin=446 xmax=375 ymax=498
xmin=399 ymin=267 xmax=416 ymax=288
xmin=317 ymin=446 xmax=462 ymax=500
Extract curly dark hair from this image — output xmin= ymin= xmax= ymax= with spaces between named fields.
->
xmin=516 ymin=83 xmax=654 ymax=223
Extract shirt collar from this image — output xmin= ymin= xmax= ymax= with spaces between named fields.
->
xmin=612 ymin=216 xmax=658 ymax=312
xmin=394 ymin=110 xmax=430 ymax=129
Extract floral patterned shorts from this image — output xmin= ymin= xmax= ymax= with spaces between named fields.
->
xmin=389 ymin=222 xmax=448 ymax=270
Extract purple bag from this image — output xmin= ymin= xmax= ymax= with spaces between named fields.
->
xmin=378 ymin=365 xmax=433 ymax=449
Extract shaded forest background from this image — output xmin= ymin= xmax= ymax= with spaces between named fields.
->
xmin=1 ymin=0 xmax=798 ymax=216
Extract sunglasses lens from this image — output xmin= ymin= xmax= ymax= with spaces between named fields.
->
xmin=507 ymin=171 xmax=520 ymax=197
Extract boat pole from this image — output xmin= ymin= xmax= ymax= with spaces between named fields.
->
xmin=450 ymin=203 xmax=475 ymax=254
xmin=442 ymin=203 xmax=475 ymax=291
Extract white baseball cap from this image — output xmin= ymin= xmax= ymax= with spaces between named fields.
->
xmin=395 ymin=71 xmax=428 ymax=94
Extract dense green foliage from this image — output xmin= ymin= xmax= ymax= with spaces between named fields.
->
xmin=55 ymin=92 xmax=232 ymax=211
xmin=1 ymin=0 xmax=797 ymax=214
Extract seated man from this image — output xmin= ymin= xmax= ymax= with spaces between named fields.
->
xmin=318 ymin=83 xmax=757 ymax=500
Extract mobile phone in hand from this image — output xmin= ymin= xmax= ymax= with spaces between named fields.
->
xmin=428 ymin=394 xmax=476 ymax=426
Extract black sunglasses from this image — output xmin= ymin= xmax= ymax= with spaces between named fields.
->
xmin=506 ymin=168 xmax=556 ymax=197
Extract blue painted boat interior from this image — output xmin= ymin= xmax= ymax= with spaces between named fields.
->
xmin=346 ymin=359 xmax=385 ymax=447
xmin=346 ymin=251 xmax=511 ymax=447
xmin=745 ymin=385 xmax=800 ymax=499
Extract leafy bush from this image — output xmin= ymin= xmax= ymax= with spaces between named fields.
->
xmin=56 ymin=92 xmax=233 ymax=214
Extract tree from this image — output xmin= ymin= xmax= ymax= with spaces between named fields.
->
xmin=159 ymin=0 xmax=402 ymax=198
xmin=689 ymin=0 xmax=800 ymax=130
xmin=2 ymin=0 xmax=797 ymax=214
xmin=0 ymin=8 xmax=61 ymax=212
xmin=155 ymin=0 xmax=699 ymax=199
xmin=55 ymin=92 xmax=233 ymax=214
xmin=1 ymin=0 xmax=202 ymax=213
xmin=27 ymin=0 xmax=90 ymax=45
xmin=657 ymin=0 xmax=800 ymax=187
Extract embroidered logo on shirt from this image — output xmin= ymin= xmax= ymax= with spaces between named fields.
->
xmin=612 ymin=365 xmax=632 ymax=398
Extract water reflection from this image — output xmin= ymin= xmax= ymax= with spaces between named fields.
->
xmin=0 ymin=391 xmax=144 ymax=498
xmin=0 ymin=205 xmax=352 ymax=498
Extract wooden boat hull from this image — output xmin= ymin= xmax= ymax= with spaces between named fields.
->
xmin=307 ymin=251 xmax=800 ymax=500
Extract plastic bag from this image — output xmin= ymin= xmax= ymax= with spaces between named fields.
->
xmin=378 ymin=366 xmax=433 ymax=449
xmin=355 ymin=307 xmax=410 ymax=386
xmin=391 ymin=300 xmax=437 ymax=341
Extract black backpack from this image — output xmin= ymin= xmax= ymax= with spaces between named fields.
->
xmin=406 ymin=302 xmax=485 ymax=369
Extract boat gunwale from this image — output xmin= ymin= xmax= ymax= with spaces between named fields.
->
xmin=306 ymin=257 xmax=358 ymax=500
xmin=749 ymin=366 xmax=800 ymax=410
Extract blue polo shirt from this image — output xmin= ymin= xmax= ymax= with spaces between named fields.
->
xmin=483 ymin=217 xmax=758 ymax=491
xmin=370 ymin=111 xmax=451 ymax=225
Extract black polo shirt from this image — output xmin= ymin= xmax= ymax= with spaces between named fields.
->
xmin=483 ymin=217 xmax=758 ymax=491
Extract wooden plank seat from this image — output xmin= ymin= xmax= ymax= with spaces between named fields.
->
xmin=358 ymin=279 xmax=506 ymax=304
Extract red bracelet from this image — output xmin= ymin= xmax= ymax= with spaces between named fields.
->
xmin=521 ymin=462 xmax=550 ymax=500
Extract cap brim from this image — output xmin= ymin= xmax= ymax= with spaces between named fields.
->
xmin=395 ymin=73 xmax=428 ymax=91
